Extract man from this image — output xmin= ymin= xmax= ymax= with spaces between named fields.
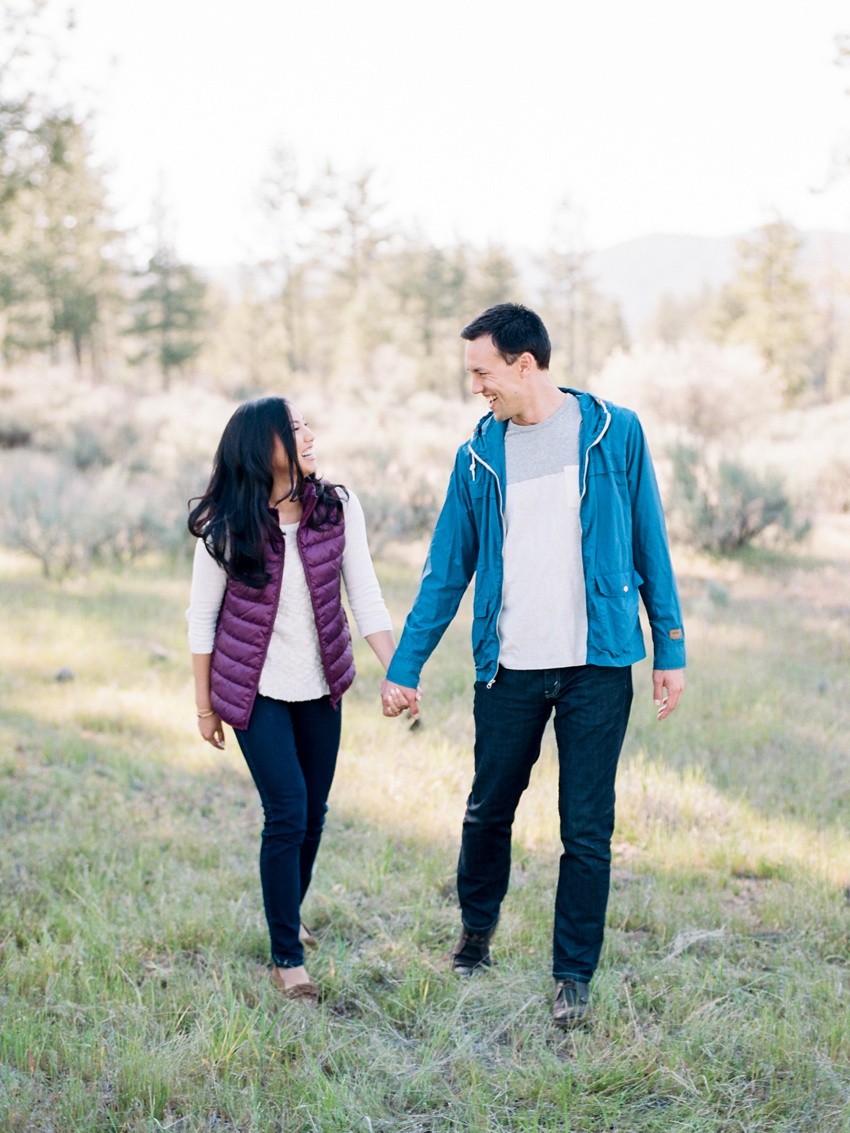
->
xmin=382 ymin=303 xmax=685 ymax=1028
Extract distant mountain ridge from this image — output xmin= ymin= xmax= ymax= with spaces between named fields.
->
xmin=201 ymin=229 xmax=850 ymax=342
xmin=586 ymin=230 xmax=850 ymax=338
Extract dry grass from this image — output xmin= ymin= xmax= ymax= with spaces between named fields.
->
xmin=2 ymin=527 xmax=850 ymax=1131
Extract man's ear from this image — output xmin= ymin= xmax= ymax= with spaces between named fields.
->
xmin=518 ymin=351 xmax=536 ymax=377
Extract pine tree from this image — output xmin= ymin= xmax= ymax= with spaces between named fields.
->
xmin=128 ymin=208 xmax=207 ymax=387
xmin=0 ymin=1 xmax=76 ymax=221
xmin=388 ymin=233 xmax=469 ymax=393
xmin=0 ymin=120 xmax=122 ymax=372
xmin=712 ymin=219 xmax=814 ymax=401
xmin=259 ymin=146 xmax=322 ymax=375
xmin=538 ymin=202 xmax=627 ymax=382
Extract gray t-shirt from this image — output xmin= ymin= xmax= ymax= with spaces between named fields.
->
xmin=500 ymin=394 xmax=588 ymax=669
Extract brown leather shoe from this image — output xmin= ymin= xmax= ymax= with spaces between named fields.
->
xmin=270 ymin=968 xmax=319 ymax=1003
xmin=450 ymin=923 xmax=496 ymax=975
xmin=553 ymin=978 xmax=590 ymax=1028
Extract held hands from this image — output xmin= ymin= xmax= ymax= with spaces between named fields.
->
xmin=380 ymin=678 xmax=421 ymax=721
xmin=197 ymin=710 xmax=225 ymax=749
xmin=652 ymin=669 xmax=685 ymax=721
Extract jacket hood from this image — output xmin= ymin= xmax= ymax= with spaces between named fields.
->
xmin=467 ymin=388 xmax=610 ymax=463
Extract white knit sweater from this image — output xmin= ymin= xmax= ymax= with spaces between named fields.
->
xmin=186 ymin=491 xmax=392 ymax=702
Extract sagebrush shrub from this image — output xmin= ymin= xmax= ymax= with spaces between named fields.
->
xmin=0 ymin=452 xmax=180 ymax=576
xmin=669 ymin=445 xmax=809 ymax=553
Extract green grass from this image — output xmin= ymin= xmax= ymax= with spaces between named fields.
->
xmin=2 ymin=544 xmax=850 ymax=1131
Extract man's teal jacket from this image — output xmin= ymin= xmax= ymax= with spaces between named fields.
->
xmin=386 ymin=390 xmax=686 ymax=690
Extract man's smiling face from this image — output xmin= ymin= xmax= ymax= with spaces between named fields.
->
xmin=465 ymin=335 xmax=527 ymax=423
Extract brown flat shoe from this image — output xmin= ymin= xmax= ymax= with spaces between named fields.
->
xmin=270 ymin=968 xmax=319 ymax=1002
xmin=281 ymin=981 xmax=319 ymax=1003
xmin=299 ymin=922 xmax=318 ymax=949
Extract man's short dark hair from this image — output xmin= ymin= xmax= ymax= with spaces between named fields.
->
xmin=460 ymin=303 xmax=551 ymax=371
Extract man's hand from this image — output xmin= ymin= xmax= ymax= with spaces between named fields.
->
xmin=652 ymin=669 xmax=685 ymax=721
xmin=380 ymin=678 xmax=421 ymax=720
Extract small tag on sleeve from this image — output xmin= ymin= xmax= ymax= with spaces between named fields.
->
xmin=669 ymin=628 xmax=683 ymax=640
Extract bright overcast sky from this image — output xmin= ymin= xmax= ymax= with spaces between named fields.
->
xmin=48 ymin=0 xmax=850 ymax=264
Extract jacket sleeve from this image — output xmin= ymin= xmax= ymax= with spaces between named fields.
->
xmin=625 ymin=415 xmax=686 ymax=670
xmin=386 ymin=448 xmax=479 ymax=688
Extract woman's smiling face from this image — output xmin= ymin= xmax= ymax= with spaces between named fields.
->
xmin=271 ymin=406 xmax=318 ymax=479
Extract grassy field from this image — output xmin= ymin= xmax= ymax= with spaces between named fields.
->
xmin=2 ymin=529 xmax=850 ymax=1132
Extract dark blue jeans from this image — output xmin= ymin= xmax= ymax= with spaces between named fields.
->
xmin=458 ymin=664 xmax=633 ymax=982
xmin=235 ymin=694 xmax=341 ymax=968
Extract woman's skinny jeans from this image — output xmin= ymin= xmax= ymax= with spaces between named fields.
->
xmin=235 ymin=694 xmax=341 ymax=968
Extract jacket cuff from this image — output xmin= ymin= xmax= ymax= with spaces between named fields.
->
xmin=386 ymin=657 xmax=421 ymax=689
xmin=652 ymin=641 xmax=686 ymax=670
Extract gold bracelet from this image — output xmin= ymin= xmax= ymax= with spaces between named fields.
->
xmin=197 ymin=708 xmax=216 ymax=719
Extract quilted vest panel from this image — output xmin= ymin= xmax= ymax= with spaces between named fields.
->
xmin=210 ymin=482 xmax=354 ymax=728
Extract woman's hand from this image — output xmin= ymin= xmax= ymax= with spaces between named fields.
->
xmin=198 ymin=712 xmax=225 ymax=749
xmin=380 ymin=679 xmax=421 ymax=720
xmin=192 ymin=654 xmax=224 ymax=748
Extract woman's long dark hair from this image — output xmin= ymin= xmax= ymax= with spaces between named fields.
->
xmin=188 ymin=396 xmax=345 ymax=588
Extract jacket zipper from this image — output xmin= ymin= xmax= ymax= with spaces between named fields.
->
xmin=579 ymin=398 xmax=611 ymax=501
xmin=468 ymin=395 xmax=611 ymax=689
xmin=468 ymin=444 xmax=505 ymax=688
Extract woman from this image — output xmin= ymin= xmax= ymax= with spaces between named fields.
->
xmin=186 ymin=396 xmax=396 ymax=1001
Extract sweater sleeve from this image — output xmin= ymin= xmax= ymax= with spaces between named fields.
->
xmin=341 ymin=490 xmax=394 ymax=638
xmin=186 ymin=538 xmax=227 ymax=653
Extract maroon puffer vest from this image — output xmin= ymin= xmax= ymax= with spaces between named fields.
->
xmin=209 ymin=482 xmax=355 ymax=729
